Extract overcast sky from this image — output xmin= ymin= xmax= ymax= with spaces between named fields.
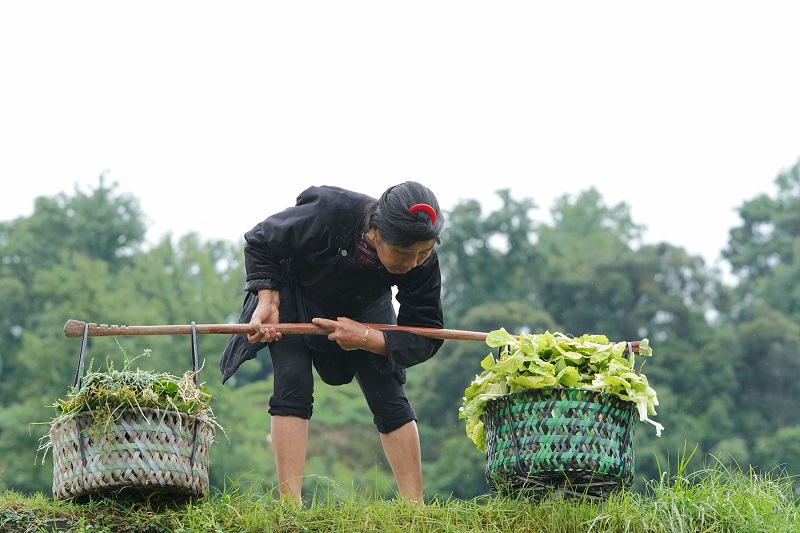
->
xmin=2 ymin=2 xmax=799 ymax=269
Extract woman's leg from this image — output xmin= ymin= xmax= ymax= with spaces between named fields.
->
xmin=379 ymin=420 xmax=423 ymax=503
xmin=271 ymin=415 xmax=308 ymax=505
xmin=355 ymin=360 xmax=423 ymax=503
xmin=269 ymin=335 xmax=315 ymax=505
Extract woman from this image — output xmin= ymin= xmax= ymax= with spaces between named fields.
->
xmin=219 ymin=181 xmax=445 ymax=505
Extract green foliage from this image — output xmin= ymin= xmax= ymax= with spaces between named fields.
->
xmin=753 ymin=426 xmax=800 ymax=480
xmin=421 ymin=435 xmax=486 ymax=499
xmin=203 ymin=380 xmax=275 ymax=491
xmin=2 ymin=458 xmax=799 ymax=532
xmin=534 ymin=188 xmax=645 ymax=338
xmin=724 ymin=159 xmax=800 ymax=285
xmin=437 ymin=190 xmax=543 ymax=321
xmin=0 ymin=401 xmax=55 ymax=493
xmin=0 ymin=175 xmax=147 ymax=403
xmin=645 ymin=449 xmax=800 ymax=533
xmin=731 ymin=307 xmax=800 ymax=433
xmin=714 ymin=158 xmax=800 ymax=477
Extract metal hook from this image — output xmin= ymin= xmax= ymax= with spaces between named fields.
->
xmin=189 ymin=321 xmax=200 ymax=468
xmin=73 ymin=322 xmax=90 ymax=390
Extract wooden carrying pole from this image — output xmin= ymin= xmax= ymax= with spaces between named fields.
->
xmin=63 ymin=319 xmax=642 ymax=353
xmin=63 ymin=319 xmax=490 ymax=342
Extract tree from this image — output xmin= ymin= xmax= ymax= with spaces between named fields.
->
xmin=437 ymin=190 xmax=544 ymax=322
xmin=0 ymin=175 xmax=147 ymax=402
xmin=753 ymin=425 xmax=800 ymax=479
xmin=724 ymin=159 xmax=800 ymax=289
xmin=720 ymin=159 xmax=800 ymax=462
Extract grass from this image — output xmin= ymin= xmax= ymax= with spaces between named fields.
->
xmin=16 ymin=351 xmax=798 ymax=531
xmin=2 ymin=461 xmax=799 ymax=533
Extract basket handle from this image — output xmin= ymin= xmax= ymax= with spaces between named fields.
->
xmin=72 ymin=321 xmax=202 ymax=390
xmin=189 ymin=322 xmax=200 ymax=467
xmin=72 ymin=322 xmax=90 ymax=389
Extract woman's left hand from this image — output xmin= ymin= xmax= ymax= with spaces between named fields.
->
xmin=312 ymin=317 xmax=371 ymax=351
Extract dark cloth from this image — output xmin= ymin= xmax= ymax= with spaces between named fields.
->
xmin=221 ymin=285 xmax=398 ymax=384
xmin=219 ymin=184 xmax=444 ymax=394
xmin=268 ymin=334 xmax=417 ymax=433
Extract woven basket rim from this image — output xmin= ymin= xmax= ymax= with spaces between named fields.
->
xmin=507 ymin=385 xmax=630 ymax=397
xmin=50 ymin=406 xmax=214 ymax=432
xmin=485 ymin=386 xmax=635 ymax=409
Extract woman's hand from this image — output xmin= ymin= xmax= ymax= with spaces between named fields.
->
xmin=312 ymin=316 xmax=376 ymax=352
xmin=248 ymin=289 xmax=282 ymax=343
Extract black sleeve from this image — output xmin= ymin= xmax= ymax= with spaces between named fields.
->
xmin=243 ymin=188 xmax=336 ymax=291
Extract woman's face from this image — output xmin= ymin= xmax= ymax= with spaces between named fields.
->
xmin=372 ymin=230 xmax=436 ymax=274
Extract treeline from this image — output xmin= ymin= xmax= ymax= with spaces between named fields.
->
xmin=1 ymin=162 xmax=799 ymax=500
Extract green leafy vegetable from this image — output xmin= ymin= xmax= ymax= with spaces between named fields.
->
xmin=459 ymin=329 xmax=663 ymax=452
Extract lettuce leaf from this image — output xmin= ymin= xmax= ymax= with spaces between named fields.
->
xmin=459 ymin=330 xmax=662 ymax=452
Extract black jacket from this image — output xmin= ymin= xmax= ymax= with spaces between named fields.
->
xmin=219 ymin=185 xmax=444 ymax=383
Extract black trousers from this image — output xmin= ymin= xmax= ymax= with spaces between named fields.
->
xmin=267 ymin=333 xmax=417 ymax=433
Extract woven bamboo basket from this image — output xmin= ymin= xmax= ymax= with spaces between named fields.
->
xmin=50 ymin=406 xmax=215 ymax=500
xmin=483 ymin=387 xmax=636 ymax=500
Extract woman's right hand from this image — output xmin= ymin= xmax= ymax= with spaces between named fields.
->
xmin=248 ymin=289 xmax=282 ymax=343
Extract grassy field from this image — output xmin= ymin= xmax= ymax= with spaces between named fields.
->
xmin=2 ymin=461 xmax=799 ymax=533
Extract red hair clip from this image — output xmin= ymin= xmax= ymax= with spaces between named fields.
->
xmin=409 ymin=203 xmax=437 ymax=225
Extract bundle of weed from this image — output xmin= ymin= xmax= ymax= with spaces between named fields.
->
xmin=38 ymin=348 xmax=221 ymax=461
xmin=54 ymin=350 xmax=213 ymax=419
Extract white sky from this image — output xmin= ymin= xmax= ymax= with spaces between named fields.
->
xmin=2 ymin=2 xmax=799 ymax=269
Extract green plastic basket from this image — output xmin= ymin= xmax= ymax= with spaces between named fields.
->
xmin=483 ymin=387 xmax=636 ymax=499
